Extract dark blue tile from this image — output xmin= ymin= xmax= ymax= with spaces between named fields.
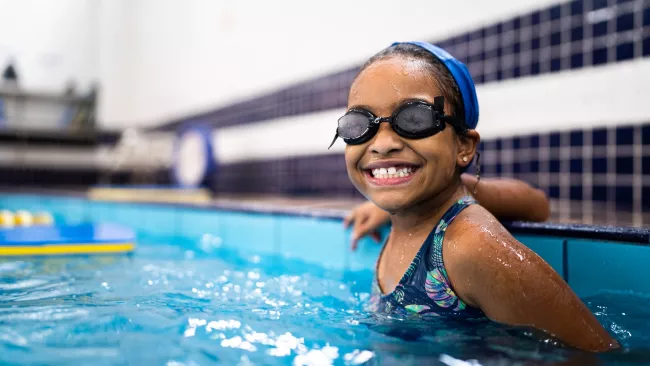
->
xmin=616 ymin=157 xmax=634 ymax=174
xmin=571 ymin=0 xmax=584 ymax=15
xmin=513 ymin=137 xmax=521 ymax=149
xmin=513 ymin=66 xmax=521 ymax=78
xmin=571 ymin=158 xmax=583 ymax=173
xmin=571 ymin=26 xmax=584 ymax=42
xmin=593 ymin=185 xmax=608 ymax=202
xmin=550 ymin=132 xmax=561 ymax=147
xmin=531 ymin=11 xmax=541 ymax=25
xmin=570 ymin=131 xmax=583 ymax=146
xmin=513 ymin=42 xmax=521 ymax=53
xmin=616 ymin=0 xmax=633 ymax=3
xmin=570 ymin=185 xmax=583 ymax=200
xmin=551 ymin=58 xmax=562 ymax=72
xmin=617 ymin=126 xmax=634 ymax=145
xmin=617 ymin=43 xmax=635 ymax=61
xmin=550 ymin=5 xmax=562 ymax=20
xmin=495 ymin=139 xmax=503 ymax=150
xmin=644 ymin=7 xmax=650 ymax=26
xmin=593 ymin=157 xmax=608 ymax=174
xmin=643 ymin=187 xmax=650 ymax=211
xmin=593 ymin=48 xmax=609 ymax=65
xmin=571 ymin=53 xmax=584 ymax=69
xmin=549 ymin=186 xmax=560 ymax=198
xmin=593 ymin=128 xmax=608 ymax=145
xmin=531 ymin=62 xmax=541 ymax=75
xmin=532 ymin=37 xmax=541 ymax=50
xmin=643 ymin=156 xmax=650 ymax=175
xmin=644 ymin=37 xmax=650 ymax=56
xmin=513 ymin=162 xmax=522 ymax=173
xmin=617 ymin=13 xmax=635 ymax=32
xmin=592 ymin=0 xmax=608 ymax=10
xmin=616 ymin=186 xmax=634 ymax=207
xmin=551 ymin=32 xmax=562 ymax=46
xmin=530 ymin=160 xmax=540 ymax=172
xmin=550 ymin=159 xmax=561 ymax=173
xmin=514 ymin=17 xmax=521 ymax=30
xmin=593 ymin=21 xmax=608 ymax=38
xmin=496 ymin=70 xmax=503 ymax=81
xmin=530 ymin=135 xmax=540 ymax=148
xmin=495 ymin=163 xmax=503 ymax=174
xmin=643 ymin=125 xmax=650 ymax=145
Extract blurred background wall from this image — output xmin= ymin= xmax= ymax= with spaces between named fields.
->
xmin=0 ymin=0 xmax=648 ymax=224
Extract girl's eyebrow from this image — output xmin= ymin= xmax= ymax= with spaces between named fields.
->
xmin=347 ymin=104 xmax=374 ymax=112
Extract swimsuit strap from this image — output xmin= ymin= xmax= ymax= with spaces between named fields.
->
xmin=430 ymin=195 xmax=477 ymax=269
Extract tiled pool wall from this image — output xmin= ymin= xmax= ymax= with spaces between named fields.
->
xmin=153 ymin=0 xmax=650 ymax=224
xmin=1 ymin=192 xmax=649 ymax=298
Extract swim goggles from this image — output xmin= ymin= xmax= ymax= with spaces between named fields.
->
xmin=328 ymin=96 xmax=466 ymax=149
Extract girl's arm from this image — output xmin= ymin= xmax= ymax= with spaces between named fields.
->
xmin=461 ymin=173 xmax=550 ymax=222
xmin=445 ymin=215 xmax=619 ymax=353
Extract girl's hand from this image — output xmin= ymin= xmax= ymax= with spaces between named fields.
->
xmin=343 ymin=201 xmax=389 ymax=250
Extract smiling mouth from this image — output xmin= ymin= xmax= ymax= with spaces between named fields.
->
xmin=363 ymin=165 xmax=420 ymax=186
xmin=369 ymin=166 xmax=415 ymax=179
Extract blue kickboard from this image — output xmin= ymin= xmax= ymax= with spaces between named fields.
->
xmin=0 ymin=223 xmax=136 ymax=246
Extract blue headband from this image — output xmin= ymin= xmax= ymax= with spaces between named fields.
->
xmin=391 ymin=41 xmax=479 ymax=130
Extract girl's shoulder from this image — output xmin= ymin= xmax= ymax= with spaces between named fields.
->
xmin=441 ymin=203 xmax=553 ymax=305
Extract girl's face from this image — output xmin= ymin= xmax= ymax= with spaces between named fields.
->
xmin=344 ymin=56 xmax=477 ymax=213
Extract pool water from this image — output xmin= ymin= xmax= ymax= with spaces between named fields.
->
xmin=1 ymin=234 xmax=650 ymax=366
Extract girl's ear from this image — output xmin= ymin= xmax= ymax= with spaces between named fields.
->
xmin=456 ymin=130 xmax=480 ymax=169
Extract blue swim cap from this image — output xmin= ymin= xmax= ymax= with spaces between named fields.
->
xmin=391 ymin=41 xmax=479 ymax=130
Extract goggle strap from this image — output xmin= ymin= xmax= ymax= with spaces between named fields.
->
xmin=328 ymin=132 xmax=339 ymax=150
xmin=439 ymin=115 xmax=467 ymax=133
xmin=433 ymin=96 xmax=445 ymax=112
xmin=434 ymin=96 xmax=468 ymax=133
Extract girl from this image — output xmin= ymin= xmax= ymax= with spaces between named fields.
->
xmin=329 ymin=41 xmax=618 ymax=352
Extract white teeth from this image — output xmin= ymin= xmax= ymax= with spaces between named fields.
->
xmin=370 ymin=166 xmax=415 ymax=179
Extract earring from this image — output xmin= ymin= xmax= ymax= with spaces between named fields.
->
xmin=462 ymin=157 xmax=468 ymax=162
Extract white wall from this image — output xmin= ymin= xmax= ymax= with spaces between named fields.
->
xmin=0 ymin=0 xmax=97 ymax=92
xmin=100 ymin=0 xmax=568 ymax=128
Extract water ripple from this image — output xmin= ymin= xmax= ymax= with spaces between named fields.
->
xmin=0 ymin=241 xmax=647 ymax=365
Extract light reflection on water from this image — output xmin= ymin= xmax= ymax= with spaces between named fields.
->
xmin=0 ymin=237 xmax=648 ymax=365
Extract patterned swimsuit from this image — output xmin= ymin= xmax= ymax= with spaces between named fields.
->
xmin=368 ymin=196 xmax=486 ymax=319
